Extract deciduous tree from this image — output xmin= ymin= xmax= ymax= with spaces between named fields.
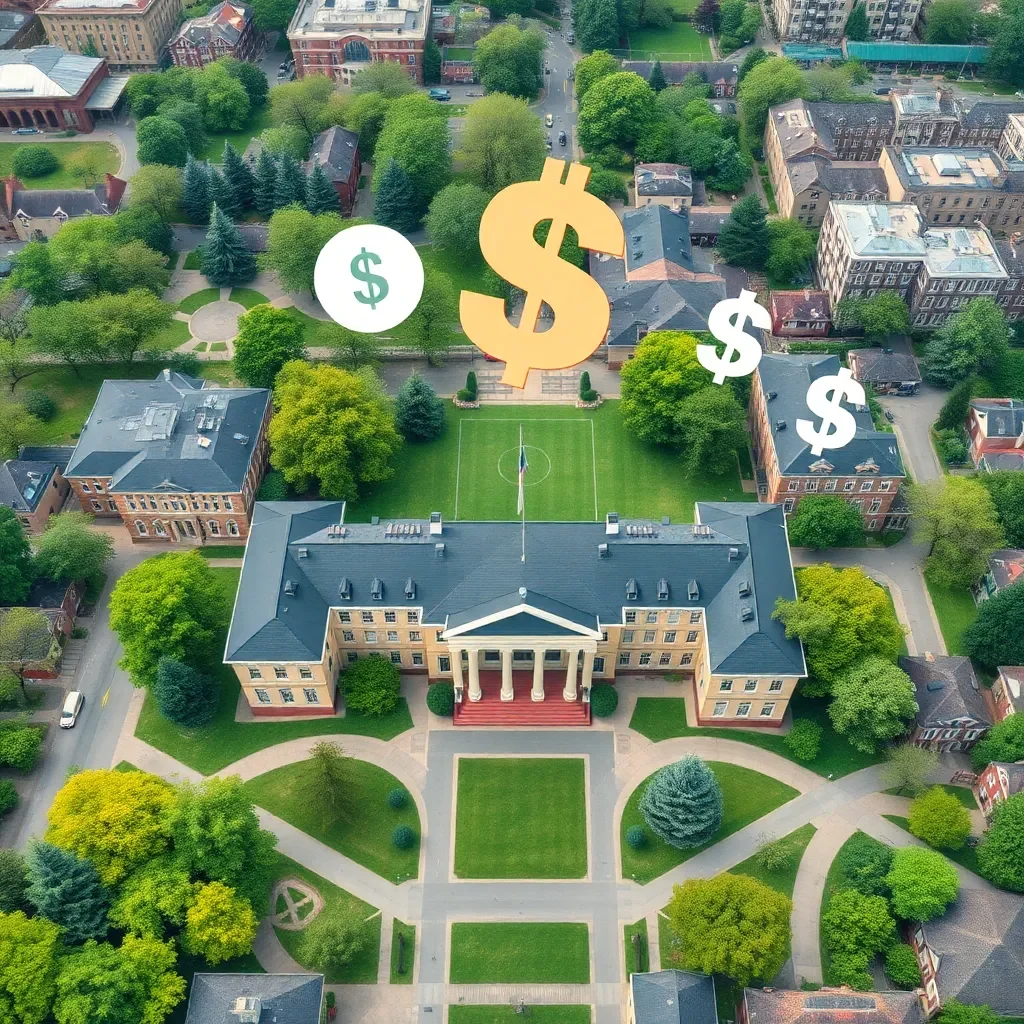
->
xmin=787 ymin=495 xmax=864 ymax=549
xmin=675 ymin=386 xmax=747 ymax=475
xmin=578 ymin=71 xmax=655 ymax=155
xmin=351 ymin=59 xmax=415 ymax=98
xmin=426 ymin=183 xmax=490 ymax=264
xmin=939 ymin=1003 xmax=1004 ymax=1024
xmin=372 ymin=95 xmax=451 ymax=214
xmin=181 ymin=881 xmax=257 ymax=963
xmin=249 ymin=0 xmax=297 ymax=30
xmin=125 ymin=164 xmax=183 ymax=226
xmin=821 ymin=888 xmax=895 ymax=988
xmin=0 ymin=608 xmax=50 ymax=695
xmin=473 ymin=22 xmax=545 ymax=99
xmin=305 ymin=740 xmax=353 ymax=821
xmin=766 ymin=218 xmax=816 ymax=284
xmin=343 ymin=655 xmax=402 ymax=715
xmin=980 ymin=471 xmax=1024 ymax=547
xmin=108 ymin=856 xmax=196 ymax=938
xmin=639 ymin=756 xmax=723 ymax=849
xmin=404 ymin=266 xmax=458 ymax=366
xmin=194 ymin=63 xmax=250 ymax=132
xmin=963 ymin=582 xmax=1024 ymax=669
xmin=314 ymin=323 xmax=380 ymax=369
xmin=33 ymin=511 xmax=113 ymax=586
xmin=924 ymin=298 xmax=1009 ymax=386
xmin=25 ymin=841 xmax=110 ymax=944
xmin=828 ymin=656 xmax=918 ymax=752
xmin=575 ymin=50 xmax=620 ymax=101
xmin=971 ymin=711 xmax=1024 ymax=770
xmin=925 ymin=0 xmax=979 ymax=43
xmin=0 ymin=910 xmax=61 ymax=1024
xmin=737 ymin=56 xmax=805 ymax=150
xmin=299 ymin=911 xmax=367 ymax=975
xmin=977 ymin=792 xmax=1024 ymax=891
xmin=886 ymin=846 xmax=959 ymax=920
xmin=908 ymin=786 xmax=973 ymax=850
xmin=458 ymin=93 xmax=546 ymax=192
xmin=881 ymin=744 xmax=939 ymax=796
xmin=233 ymin=304 xmax=305 ymax=388
xmin=136 ymin=116 xmax=189 ymax=167
xmin=263 ymin=206 xmax=344 ymax=294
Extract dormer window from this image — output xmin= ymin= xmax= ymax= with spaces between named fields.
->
xmin=370 ymin=577 xmax=383 ymax=600
xmin=625 ymin=578 xmax=638 ymax=600
xmin=657 ymin=579 xmax=669 ymax=601
xmin=404 ymin=578 xmax=416 ymax=599
xmin=338 ymin=577 xmax=351 ymax=600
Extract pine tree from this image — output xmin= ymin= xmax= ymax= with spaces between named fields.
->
xmin=649 ymin=60 xmax=667 ymax=92
xmin=305 ymin=162 xmax=339 ymax=215
xmin=25 ymin=840 xmax=110 ymax=943
xmin=717 ymin=194 xmax=770 ymax=269
xmin=253 ymin=149 xmax=278 ymax=216
xmin=201 ymin=203 xmax=258 ymax=286
xmin=182 ymin=154 xmax=212 ymax=224
xmin=154 ymin=655 xmax=217 ymax=727
xmin=395 ymin=373 xmax=445 ymax=441
xmin=208 ymin=166 xmax=240 ymax=218
xmin=222 ymin=141 xmax=256 ymax=211
xmin=374 ymin=159 xmax=421 ymax=234
xmin=273 ymin=152 xmax=307 ymax=210
xmin=639 ymin=755 xmax=723 ymax=849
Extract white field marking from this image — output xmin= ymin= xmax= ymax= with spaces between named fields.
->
xmin=590 ymin=418 xmax=598 ymax=522
xmin=454 ymin=418 xmax=463 ymax=521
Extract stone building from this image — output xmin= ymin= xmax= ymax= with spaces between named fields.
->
xmin=0 ymin=173 xmax=126 ymax=240
xmin=901 ymin=653 xmax=993 ymax=752
xmin=169 ymin=0 xmax=260 ymax=68
xmin=890 ymin=88 xmax=960 ymax=148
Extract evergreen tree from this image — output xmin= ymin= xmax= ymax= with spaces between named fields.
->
xmin=649 ymin=60 xmax=668 ymax=92
xmin=844 ymin=2 xmax=869 ymax=39
xmin=200 ymin=203 xmax=258 ymax=285
xmin=305 ymin=162 xmax=339 ymax=215
xmin=374 ymin=159 xmax=421 ymax=234
xmin=273 ymin=152 xmax=307 ymax=209
xmin=181 ymin=154 xmax=211 ymax=224
xmin=639 ymin=755 xmax=723 ymax=849
xmin=717 ymin=194 xmax=770 ymax=269
xmin=253 ymin=149 xmax=278 ymax=216
xmin=395 ymin=373 xmax=445 ymax=441
xmin=221 ymin=141 xmax=255 ymax=211
xmin=153 ymin=656 xmax=217 ymax=727
xmin=208 ymin=167 xmax=239 ymax=218
xmin=25 ymin=841 xmax=110 ymax=944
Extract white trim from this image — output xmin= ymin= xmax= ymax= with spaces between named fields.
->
xmin=442 ymin=600 xmax=602 ymax=640
xmin=454 ymin=417 xmax=463 ymax=521
xmin=590 ymin=418 xmax=598 ymax=522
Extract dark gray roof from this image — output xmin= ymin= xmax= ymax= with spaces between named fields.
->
xmin=815 ymin=160 xmax=889 ymax=197
xmin=26 ymin=577 xmax=73 ymax=610
xmin=688 ymin=208 xmax=730 ymax=234
xmin=173 ymin=1 xmax=251 ymax=47
xmin=18 ymin=445 xmax=75 ymax=469
xmin=306 ymin=125 xmax=359 ymax=182
xmin=0 ymin=459 xmax=59 ymax=513
xmin=995 ymin=239 xmax=1024 ymax=276
xmin=986 ymin=548 xmax=1024 ymax=592
xmin=849 ymin=348 xmax=921 ymax=384
xmin=742 ymin=988 xmax=922 ymax=1024
xmin=981 ymin=451 xmax=1024 ymax=471
xmin=899 ymin=654 xmax=992 ymax=728
xmin=960 ymin=99 xmax=1024 ymax=130
xmin=10 ymin=182 xmax=112 ymax=219
xmin=622 ymin=60 xmax=739 ymax=87
xmin=0 ymin=10 xmax=31 ymax=46
xmin=810 ymin=99 xmax=895 ymax=131
xmin=65 ymin=370 xmax=271 ymax=494
xmin=225 ymin=502 xmax=806 ymax=678
xmin=919 ymin=890 xmax=1024 ymax=1013
xmin=757 ymin=354 xmax=906 ymax=477
xmin=635 ymin=163 xmax=692 ymax=198
xmin=185 ymin=973 xmax=323 ymax=1024
xmin=631 ymin=970 xmax=717 ymax=1024
xmin=971 ymin=398 xmax=1024 ymax=438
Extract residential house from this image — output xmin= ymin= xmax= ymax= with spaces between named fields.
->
xmin=169 ymin=1 xmax=260 ymax=68
xmin=622 ymin=61 xmax=739 ymax=96
xmin=223 ymin=502 xmax=807 ymax=726
xmin=0 ymin=577 xmax=81 ymax=678
xmin=634 ymin=163 xmax=692 ymax=210
xmin=628 ymin=970 xmax=717 ymax=1024
xmin=770 ymin=289 xmax=831 ymax=337
xmin=848 ymin=347 xmax=921 ymax=394
xmin=908 ymin=889 xmax=1024 ymax=1016
xmin=184 ymin=974 xmax=324 ymax=1024
xmin=750 ymin=353 xmax=907 ymax=530
xmin=974 ymin=759 xmax=1024 ymax=819
xmin=303 ymin=125 xmax=360 ymax=213
xmin=738 ymin=987 xmax=921 ymax=1024
xmin=0 ymin=445 xmax=73 ymax=532
xmin=991 ymin=665 xmax=1024 ymax=720
xmin=973 ymin=548 xmax=1024 ymax=601
xmin=64 ymin=369 xmax=272 ymax=545
xmin=967 ymin=399 xmax=1024 ymax=471
xmin=0 ymin=173 xmax=126 ymax=241
xmin=900 ymin=653 xmax=993 ymax=751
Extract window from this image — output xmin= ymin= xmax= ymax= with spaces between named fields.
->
xmin=299 ymin=666 xmax=313 ymax=680
xmin=686 ymin=631 xmax=698 ymax=643
xmin=545 ymin=650 xmax=561 ymax=662
xmin=224 ymin=497 xmax=233 ymax=511
xmin=736 ymin=702 xmax=751 ymax=717
xmin=91 ymin=499 xmax=102 ymax=511
xmin=619 ymin=652 xmax=631 ymax=666
xmin=659 ymin=653 xmax=671 ymax=666
xmin=664 ymin=631 xmax=676 ymax=643
xmin=274 ymin=666 xmax=288 ymax=680
xmin=255 ymin=688 xmax=271 ymax=704
xmin=824 ymin=480 xmax=837 ymax=491
xmin=483 ymin=651 xmax=500 ymax=663
xmin=81 ymin=482 xmax=91 ymax=492
xmin=760 ymin=702 xmax=777 ymax=717
xmin=690 ymin=611 xmax=702 ymax=624
xmin=385 ymin=611 xmax=396 ymax=623
xmin=645 ymin=611 xmax=657 ymax=623
xmin=805 ymin=479 xmax=819 ymax=491
xmin=439 ymin=655 xmax=451 ymax=672
xmin=303 ymin=688 xmax=319 ymax=703
xmin=407 ymin=610 xmax=419 ymax=624
xmin=435 ymin=630 xmax=444 ymax=642
xmin=342 ymin=630 xmax=354 ymax=642
xmin=387 ymin=631 xmax=399 ymax=643
xmin=94 ymin=481 xmax=104 ymax=492
xmin=623 ymin=630 xmax=634 ymax=643
xmin=643 ymin=630 xmax=656 ymax=643
xmin=624 ymin=611 xmax=637 ymax=624
xmin=361 ymin=611 xmax=374 ymax=624
xmin=667 ymin=611 xmax=680 ymax=624
xmin=390 ymin=651 xmax=402 ymax=665
xmin=680 ymin=653 xmax=692 ymax=666
xmin=788 ymin=480 xmax=799 ymax=491
xmin=248 ymin=666 xmax=262 ymax=679
xmin=720 ymin=679 xmax=733 ymax=691
xmin=208 ymin=520 xmax=221 ymax=536
xmin=869 ymin=499 xmax=882 ymax=513
xmin=860 ymin=480 xmax=873 ymax=491
xmin=339 ymin=611 xmax=351 ymax=623
xmin=879 ymin=481 xmax=892 ymax=492
xmin=279 ymin=688 xmax=295 ymax=704
xmin=364 ymin=631 xmax=377 ymax=643
xmin=783 ymin=498 xmax=795 ymax=513
xmin=107 ymin=500 xmax=116 ymax=512
xmin=744 ymin=679 xmax=757 ymax=692
xmin=135 ymin=520 xmax=148 ymax=536
xmin=409 ymin=631 xmax=421 ymax=642
xmin=713 ymin=702 xmax=728 ymax=717
xmin=639 ymin=652 xmax=652 ymax=666
xmin=411 ymin=652 xmax=424 ymax=666
xmin=769 ymin=679 xmax=784 ymax=692
xmin=594 ymin=656 xmax=605 ymax=673
xmin=227 ymin=520 xmax=239 ymax=537
xmin=154 ymin=520 xmax=166 ymax=536
xmin=843 ymin=481 xmax=855 ymax=491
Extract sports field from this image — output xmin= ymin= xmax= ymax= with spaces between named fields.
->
xmin=347 ymin=403 xmax=752 ymax=524
xmin=625 ymin=22 xmax=713 ymax=60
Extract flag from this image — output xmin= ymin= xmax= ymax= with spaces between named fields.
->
xmin=517 ymin=427 xmax=528 ymax=516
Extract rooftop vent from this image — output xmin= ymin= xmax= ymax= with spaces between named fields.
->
xmin=926 ymin=680 xmax=945 ymax=692
xmin=429 ymin=511 xmax=442 ymax=535
xmin=370 ymin=577 xmax=383 ymax=600
xmin=741 ymin=605 xmax=754 ymax=621
xmin=626 ymin=578 xmax=638 ymax=600
xmin=598 ymin=542 xmax=609 ymax=558
xmin=297 ymin=547 xmax=308 ymax=558
xmin=692 ymin=524 xmax=713 ymax=538
xmin=688 ymin=579 xmax=700 ymax=601
xmin=739 ymin=580 xmax=751 ymax=597
xmin=606 ymin=512 xmax=619 ymax=535
xmin=326 ymin=524 xmax=346 ymax=539
xmin=728 ymin=546 xmax=739 ymax=560
xmin=230 ymin=997 xmax=262 ymax=1024
xmin=775 ymin=420 xmax=787 ymax=431
xmin=284 ymin=579 xmax=297 ymax=596
xmin=662 ymin=516 xmax=670 ymax=526
xmin=338 ymin=577 xmax=351 ymax=600
xmin=657 ymin=578 xmax=670 ymax=601
xmin=404 ymin=578 xmax=416 ymax=600
xmin=371 ymin=515 xmax=380 ymax=525
xmin=435 ymin=542 xmax=445 ymax=558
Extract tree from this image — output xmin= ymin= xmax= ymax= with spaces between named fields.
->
xmin=33 ymin=511 xmax=113 ymax=586
xmin=804 ymin=65 xmax=859 ymax=102
xmin=126 ymin=164 xmax=183 ymax=226
xmin=0 ymin=910 xmax=61 ymax=1024
xmin=837 ymin=832 xmax=893 ymax=896
xmin=971 ymin=712 xmax=1024 ymax=770
xmin=181 ymin=154 xmax=211 ymax=223
xmin=859 ymin=290 xmax=911 ymax=340
xmin=0 ymin=609 xmax=50 ymax=696
xmin=425 ymin=183 xmax=489 ymax=265
xmin=252 ymin=149 xmax=278 ymax=217
xmin=925 ymin=0 xmax=978 ymax=42
xmin=221 ymin=141 xmax=255 ymax=210
xmin=576 ymin=0 xmax=620 ymax=52
xmin=305 ymin=161 xmax=338 ymax=215
xmin=233 ymin=304 xmax=306 ymax=388
xmin=372 ymin=96 xmax=451 ymax=214
xmin=0 ymin=507 xmax=32 ymax=604
xmin=199 ymin=204 xmax=257 ymax=286
xmin=908 ymin=786 xmax=973 ymax=850
xmin=405 ymin=266 xmax=458 ymax=366
xmin=578 ymin=72 xmax=656 ymax=155
xmin=0 ymin=399 xmax=41 ymax=456
xmin=924 ymin=298 xmax=1009 ymax=387
xmin=159 ymin=100 xmax=208 ymax=158
xmin=587 ymin=168 xmax=629 ymax=203
xmin=53 ymin=934 xmax=185 ymax=1024
xmin=988 ymin=0 xmax=1024 ymax=85
xmin=787 ymin=495 xmax=864 ymax=549
xmin=108 ymin=855 xmax=195 ymax=939
xmin=648 ymin=58 xmax=667 ymax=92
xmin=575 ymin=50 xmax=620 ymax=101
xmin=664 ymin=873 xmax=791 ymax=985
xmin=314 ymin=323 xmax=379 ymax=369
xmin=718 ymin=194 xmax=770 ymax=268
xmin=977 ymin=792 xmax=1024 ymax=891
xmin=250 ymin=0 xmax=296 ymax=29
xmin=109 ymin=551 xmax=229 ymax=687
xmin=0 ymin=849 xmax=26 ymax=913
xmin=773 ymin=564 xmax=905 ymax=684
xmin=153 ymin=657 xmax=217 ymax=728
xmin=273 ymin=151 xmax=307 ymax=209
xmin=981 ymin=471 xmax=1024 ymax=547
xmin=181 ymin=881 xmax=257 ymax=964
xmin=264 ymin=206 xmax=344 ymax=295
xmin=136 ymin=116 xmax=189 ymax=167
xmin=963 ymin=582 xmax=1024 ymax=670
xmin=473 ymin=22 xmax=544 ymax=99
xmin=737 ymin=56 xmax=805 ymax=150
xmin=881 ymin=743 xmax=939 ymax=796
xmin=343 ymin=655 xmax=402 ymax=716
xmin=821 ymin=888 xmax=895 ymax=986
xmin=886 ymin=846 xmax=959 ymax=921
xmin=11 ymin=243 xmax=63 ymax=305
xmin=639 ymin=755 xmax=723 ymax=849
xmin=64 ymin=146 xmax=110 ymax=187
xmin=218 ymin=55 xmax=268 ymax=110
xmin=910 ymin=477 xmax=1004 ymax=589
xmin=620 ymin=331 xmax=709 ymax=446
xmin=938 ymin=1004 xmax=1004 ymax=1024
xmin=423 ymin=36 xmax=442 ymax=84
xmin=343 ymin=91 xmax=389 ymax=156
xmin=828 ymin=656 xmax=918 ymax=753
xmin=269 ymin=360 xmax=403 ymax=500
xmin=374 ymin=159 xmax=422 ymax=234
xmin=299 ymin=911 xmax=366 ymax=975
xmin=766 ymin=218 xmax=816 ymax=283
xmin=45 ymin=769 xmax=174 ymax=886
xmin=194 ymin=63 xmax=250 ymax=132
xmin=675 ymin=387 xmax=747 ymax=475
xmin=351 ymin=59 xmax=414 ymax=98
xmin=459 ymin=93 xmax=546 ymax=192
xmin=305 ymin=740 xmax=352 ymax=821
xmin=784 ymin=718 xmax=822 ymax=760
xmin=270 ymin=76 xmax=334 ymax=149
xmin=25 ymin=841 xmax=109 ymax=944
xmin=395 ymin=373 xmax=445 ymax=442
xmin=885 ymin=943 xmax=922 ymax=988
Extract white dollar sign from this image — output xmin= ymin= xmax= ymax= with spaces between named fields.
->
xmin=796 ymin=367 xmax=867 ymax=456
xmin=699 ymin=289 xmax=771 ymax=385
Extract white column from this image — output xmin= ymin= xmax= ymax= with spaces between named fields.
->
xmin=450 ymin=646 xmax=463 ymax=695
xmin=581 ymin=649 xmax=595 ymax=696
xmin=531 ymin=647 xmax=546 ymax=702
xmin=500 ymin=647 xmax=514 ymax=701
xmin=467 ymin=648 xmax=481 ymax=702
xmin=563 ymin=648 xmax=580 ymax=702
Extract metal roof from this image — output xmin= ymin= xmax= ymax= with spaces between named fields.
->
xmin=0 ymin=46 xmax=101 ymax=98
xmin=84 ymin=75 xmax=129 ymax=110
xmin=781 ymin=43 xmax=844 ymax=62
xmin=844 ymin=41 xmax=991 ymax=63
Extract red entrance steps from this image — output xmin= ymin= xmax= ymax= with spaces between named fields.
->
xmin=453 ymin=671 xmax=592 ymax=727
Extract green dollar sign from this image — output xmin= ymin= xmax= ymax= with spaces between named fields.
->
xmin=351 ymin=247 xmax=389 ymax=311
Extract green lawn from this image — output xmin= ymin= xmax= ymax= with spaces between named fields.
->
xmin=193 ymin=342 xmax=208 ymax=352
xmin=626 ymin=21 xmax=713 ymax=59
xmin=150 ymin=320 xmax=191 ymax=353
xmin=178 ymin=288 xmax=221 ymax=314
xmin=729 ymin=822 xmax=817 ymax=898
xmin=241 ymin=758 xmax=420 ymax=882
xmin=621 ymin=762 xmax=798 ymax=883
xmin=183 ymin=249 xmax=203 ymax=270
xmin=271 ymin=854 xmax=380 ymax=984
xmin=449 ymin=923 xmax=590 ymax=983
xmin=448 ymin=1009 xmax=592 ymax=1024
xmin=229 ymin=288 xmax=270 ymax=309
xmin=454 ymin=758 xmax=587 ymax=878
xmin=882 ymin=814 xmax=982 ymax=876
xmin=624 ymin=918 xmax=650 ymax=976
xmin=444 ymin=46 xmax=475 ymax=59
xmin=198 ymin=107 xmax=274 ymax=163
xmin=417 ymin=244 xmax=493 ymax=298
xmin=210 ymin=342 xmax=228 ymax=352
xmin=924 ymin=577 xmax=978 ymax=655
xmin=350 ymin=403 xmax=751 ymax=524
xmin=628 ymin=694 xmax=884 ymax=778
xmin=390 ymin=919 xmax=415 ymax=984
xmin=0 ymin=142 xmax=119 ymax=189
xmin=198 ymin=545 xmax=247 ymax=559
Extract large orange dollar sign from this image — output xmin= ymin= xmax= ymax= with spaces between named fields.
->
xmin=460 ymin=158 xmax=626 ymax=388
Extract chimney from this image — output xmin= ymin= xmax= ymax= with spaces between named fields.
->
xmin=435 ymin=542 xmax=445 ymax=558
xmin=606 ymin=512 xmax=619 ymax=535
xmin=598 ymin=543 xmax=609 ymax=557
xmin=230 ymin=997 xmax=262 ymax=1024
xmin=429 ymin=511 xmax=442 ymax=535
xmin=728 ymin=546 xmax=739 ymax=560
xmin=162 ymin=368 xmax=171 ymax=381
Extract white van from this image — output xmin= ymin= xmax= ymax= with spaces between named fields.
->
xmin=60 ymin=691 xmax=83 ymax=728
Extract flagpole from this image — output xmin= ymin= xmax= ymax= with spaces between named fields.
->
xmin=520 ymin=423 xmax=526 ymax=563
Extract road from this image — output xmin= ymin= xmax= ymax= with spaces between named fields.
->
xmin=537 ymin=23 xmax=579 ymax=159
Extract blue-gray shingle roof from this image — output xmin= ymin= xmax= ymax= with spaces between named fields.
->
xmin=0 ymin=459 xmax=58 ymax=513
xmin=184 ymin=973 xmax=323 ymax=1024
xmin=631 ymin=970 xmax=718 ymax=1024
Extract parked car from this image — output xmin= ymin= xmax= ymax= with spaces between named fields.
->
xmin=60 ymin=691 xmax=83 ymax=729
xmin=546 ymin=135 xmax=553 ymax=148
xmin=566 ymin=30 xmax=574 ymax=42
xmin=874 ymin=87 xmax=890 ymax=95
xmin=558 ymin=130 xmax=567 ymax=146
xmin=428 ymin=88 xmax=451 ymax=100
xmin=12 ymin=127 xmax=39 ymax=135
xmin=545 ymin=113 xmax=553 ymax=127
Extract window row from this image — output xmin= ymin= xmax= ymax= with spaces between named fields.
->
xmin=712 ymin=701 xmax=776 ymax=718
xmin=618 ymin=652 xmax=693 ymax=667
xmin=342 ymin=630 xmax=423 ymax=643
xmin=134 ymin=519 xmax=239 ymax=537
xmin=338 ymin=610 xmax=419 ymax=624
xmin=253 ymin=687 xmax=320 ymax=705
xmin=624 ymin=610 xmax=701 ymax=624
xmin=248 ymin=665 xmax=315 ymax=680
xmin=622 ymin=630 xmax=700 ymax=644
xmin=786 ymin=479 xmax=892 ymax=492
xmin=719 ymin=678 xmax=785 ymax=693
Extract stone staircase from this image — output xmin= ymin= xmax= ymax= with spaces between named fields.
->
xmin=453 ymin=674 xmax=591 ymax=726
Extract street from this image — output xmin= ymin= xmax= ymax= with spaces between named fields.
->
xmin=536 ymin=24 xmax=579 ymax=159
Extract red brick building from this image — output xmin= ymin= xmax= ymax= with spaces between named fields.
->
xmin=991 ymin=666 xmax=1024 ymax=720
xmin=968 ymin=398 xmax=1024 ymax=472
xmin=975 ymin=759 xmax=1024 ymax=819
xmin=169 ymin=0 xmax=260 ymax=68
xmin=304 ymin=125 xmax=360 ymax=212
xmin=770 ymin=289 xmax=831 ymax=337
xmin=900 ymin=653 xmax=993 ymax=752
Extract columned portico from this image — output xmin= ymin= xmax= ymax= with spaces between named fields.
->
xmin=563 ymin=648 xmax=580 ymax=702
xmin=500 ymin=649 xmax=514 ymax=701
xmin=532 ymin=647 xmax=545 ymax=702
xmin=467 ymin=648 xmax=481 ymax=702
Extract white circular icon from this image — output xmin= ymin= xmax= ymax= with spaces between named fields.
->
xmin=314 ymin=224 xmax=425 ymax=334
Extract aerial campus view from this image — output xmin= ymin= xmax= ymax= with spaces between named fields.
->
xmin=2 ymin=0 xmax=1024 ymax=1021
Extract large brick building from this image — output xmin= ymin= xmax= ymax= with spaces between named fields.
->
xmin=169 ymin=0 xmax=260 ymax=68
xmin=64 ymin=369 xmax=271 ymax=545
xmin=967 ymin=399 xmax=1024 ymax=471
xmin=900 ymin=653 xmax=993 ymax=752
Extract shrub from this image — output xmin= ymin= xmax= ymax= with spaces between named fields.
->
xmin=626 ymin=824 xmax=647 ymax=849
xmin=20 ymin=391 xmax=56 ymax=422
xmin=456 ymin=388 xmax=476 ymax=402
xmin=886 ymin=846 xmax=959 ymax=921
xmin=579 ymin=370 xmax=591 ymax=399
xmin=326 ymin=992 xmax=336 ymax=1010
xmin=908 ymin=786 xmax=973 ymax=850
xmin=0 ymin=724 xmax=43 ymax=771
xmin=934 ymin=428 xmax=968 ymax=465
xmin=0 ymin=779 xmax=16 ymax=817
xmin=344 ymin=656 xmax=401 ymax=716
xmin=822 ymin=888 xmax=896 ymax=986
xmin=783 ymin=718 xmax=822 ymax=761
xmin=168 ymin=351 xmax=202 ymax=377
xmin=755 ymin=834 xmax=791 ymax=873
xmin=836 ymin=832 xmax=893 ymax=897
xmin=581 ymin=389 xmax=599 ymax=402
xmin=392 ymin=824 xmax=415 ymax=849
xmin=885 ymin=943 xmax=921 ymax=988
xmin=257 ymin=469 xmax=288 ymax=501
xmin=590 ymin=682 xmax=618 ymax=717
xmin=466 ymin=370 xmax=478 ymax=397
xmin=830 ymin=951 xmax=875 ymax=991
xmin=387 ymin=788 xmax=408 ymax=810
xmin=12 ymin=145 xmax=59 ymax=178
xmin=426 ymin=682 xmax=455 ymax=717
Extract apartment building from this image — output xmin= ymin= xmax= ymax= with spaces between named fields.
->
xmin=765 ymin=99 xmax=896 ymax=164
xmin=890 ymin=88 xmax=960 ymax=148
xmin=287 ymin=0 xmax=428 ymax=86
xmin=772 ymin=0 xmax=852 ymax=43
xmin=64 ymin=369 xmax=272 ymax=545
xmin=38 ymin=0 xmax=182 ymax=70
xmin=223 ymin=502 xmax=807 ymax=725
